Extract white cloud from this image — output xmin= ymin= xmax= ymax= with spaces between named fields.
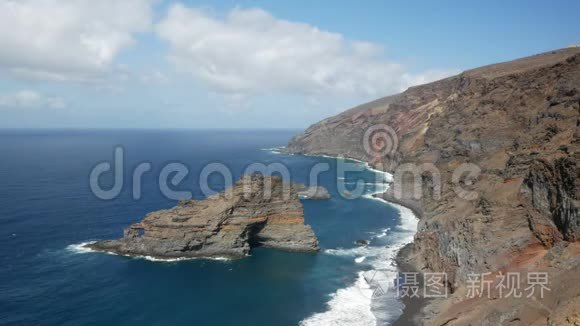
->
xmin=0 ymin=0 xmax=153 ymax=82
xmin=0 ymin=90 xmax=67 ymax=109
xmin=157 ymin=5 xmax=457 ymax=98
xmin=139 ymin=70 xmax=169 ymax=84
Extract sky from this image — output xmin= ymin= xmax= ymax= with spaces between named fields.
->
xmin=0 ymin=0 xmax=578 ymax=129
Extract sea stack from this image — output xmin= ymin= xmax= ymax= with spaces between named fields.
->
xmin=87 ymin=174 xmax=324 ymax=259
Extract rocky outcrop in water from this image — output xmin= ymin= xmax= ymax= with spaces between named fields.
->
xmin=297 ymin=185 xmax=331 ymax=200
xmin=87 ymin=175 xmax=323 ymax=259
xmin=287 ymin=47 xmax=580 ymax=325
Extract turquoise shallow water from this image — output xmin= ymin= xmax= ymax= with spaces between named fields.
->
xmin=0 ymin=129 xmax=409 ymax=326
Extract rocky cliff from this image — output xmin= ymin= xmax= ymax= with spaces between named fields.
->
xmin=87 ymin=175 xmax=322 ymax=259
xmin=288 ymin=47 xmax=580 ymax=325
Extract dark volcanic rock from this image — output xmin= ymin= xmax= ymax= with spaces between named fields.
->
xmin=87 ymin=175 xmax=319 ymax=259
xmin=297 ymin=185 xmax=331 ymax=200
xmin=287 ymin=47 xmax=580 ymax=325
xmin=354 ymin=239 xmax=369 ymax=246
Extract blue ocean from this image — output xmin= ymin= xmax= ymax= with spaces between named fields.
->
xmin=0 ymin=129 xmax=417 ymax=326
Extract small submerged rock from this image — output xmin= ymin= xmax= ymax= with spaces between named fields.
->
xmin=87 ymin=174 xmax=320 ymax=260
xmin=354 ymin=239 xmax=369 ymax=246
xmin=297 ymin=186 xmax=331 ymax=200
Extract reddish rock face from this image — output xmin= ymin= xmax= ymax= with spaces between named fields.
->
xmin=287 ymin=47 xmax=580 ymax=324
xmin=88 ymin=175 xmax=321 ymax=259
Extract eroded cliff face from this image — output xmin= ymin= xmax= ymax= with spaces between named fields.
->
xmin=87 ymin=175 xmax=320 ymax=259
xmin=287 ymin=48 xmax=580 ymax=324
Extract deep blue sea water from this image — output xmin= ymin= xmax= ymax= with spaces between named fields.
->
xmin=0 ymin=130 xmax=415 ymax=326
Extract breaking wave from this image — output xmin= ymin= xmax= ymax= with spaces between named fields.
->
xmin=66 ymin=242 xmax=232 ymax=262
xmin=300 ymin=164 xmax=418 ymax=325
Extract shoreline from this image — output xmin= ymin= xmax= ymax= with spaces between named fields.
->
xmin=392 ymin=244 xmax=429 ymax=326
xmin=277 ymin=148 xmax=426 ymax=325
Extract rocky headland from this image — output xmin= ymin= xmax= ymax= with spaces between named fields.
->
xmin=87 ymin=175 xmax=326 ymax=259
xmin=287 ymin=47 xmax=580 ymax=324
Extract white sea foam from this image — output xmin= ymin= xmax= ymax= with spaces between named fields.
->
xmin=137 ymin=255 xmax=231 ymax=262
xmin=312 ymin=226 xmax=412 ymax=324
xmin=343 ymin=182 xmax=390 ymax=187
xmin=396 ymin=205 xmax=418 ymax=233
xmin=374 ymin=228 xmax=390 ymax=238
xmin=370 ymin=197 xmax=418 ymax=234
xmin=323 ymin=238 xmax=407 ymax=273
xmin=360 ymin=163 xmax=392 ymax=183
xmin=304 ymin=153 xmax=346 ymax=160
xmin=66 ymin=242 xmax=232 ymax=262
xmin=66 ymin=241 xmax=97 ymax=254
xmin=299 ymin=154 xmax=418 ymax=325
xmin=299 ymin=271 xmax=376 ymax=326
xmin=355 ymin=256 xmax=367 ymax=263
xmin=332 ymin=156 xmax=393 ymax=183
xmin=261 ymin=146 xmax=286 ymax=154
xmin=303 ymin=242 xmax=404 ymax=326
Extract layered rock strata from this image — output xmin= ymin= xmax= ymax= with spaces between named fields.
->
xmin=87 ymin=175 xmax=323 ymax=259
xmin=287 ymin=47 xmax=580 ymax=324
